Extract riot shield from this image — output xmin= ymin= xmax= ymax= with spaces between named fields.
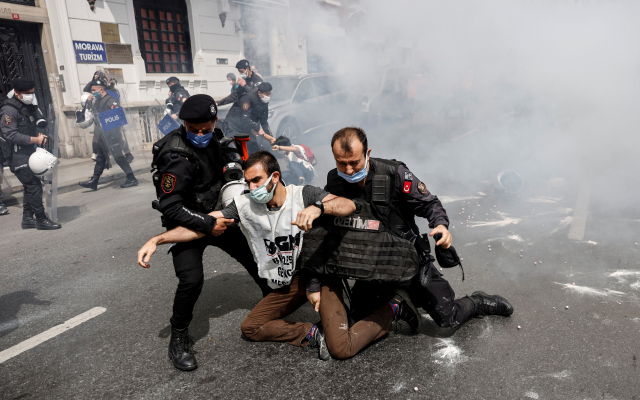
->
xmin=142 ymin=101 xmax=175 ymax=141
xmin=43 ymin=104 xmax=59 ymax=221
xmin=93 ymin=83 xmax=149 ymax=184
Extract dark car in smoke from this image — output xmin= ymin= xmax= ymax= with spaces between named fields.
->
xmin=217 ymin=73 xmax=347 ymax=142
xmin=353 ymin=65 xmax=417 ymax=125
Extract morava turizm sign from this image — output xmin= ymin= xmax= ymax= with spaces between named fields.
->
xmin=73 ymin=41 xmax=108 ymax=63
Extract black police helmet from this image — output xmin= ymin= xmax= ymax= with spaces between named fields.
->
xmin=235 ymin=59 xmax=250 ymax=70
xmin=178 ymin=94 xmax=217 ymax=123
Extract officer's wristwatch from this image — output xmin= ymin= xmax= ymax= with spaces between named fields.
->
xmin=312 ymin=200 xmax=324 ymax=216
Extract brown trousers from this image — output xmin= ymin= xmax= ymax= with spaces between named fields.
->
xmin=241 ymin=276 xmax=394 ymax=360
xmin=320 ymin=280 xmax=393 ymax=360
xmin=241 ymin=276 xmax=312 ymax=346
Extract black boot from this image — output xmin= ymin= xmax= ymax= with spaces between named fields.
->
xmin=470 ymin=291 xmax=514 ymax=317
xmin=389 ymin=289 xmax=422 ymax=331
xmin=21 ymin=212 xmax=36 ymax=229
xmin=79 ymin=175 xmax=99 ymax=191
xmin=120 ymin=174 xmax=138 ymax=188
xmin=168 ymin=328 xmax=197 ymax=371
xmin=36 ymin=214 xmax=62 ymax=230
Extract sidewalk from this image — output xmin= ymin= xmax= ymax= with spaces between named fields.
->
xmin=1 ymin=149 xmax=152 ymax=205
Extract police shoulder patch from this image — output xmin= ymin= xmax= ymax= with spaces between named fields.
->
xmin=242 ymin=102 xmax=250 ymax=111
xmin=161 ymin=173 xmax=177 ymax=193
xmin=3 ymin=115 xmax=13 ymax=126
xmin=417 ymin=181 xmax=428 ymax=194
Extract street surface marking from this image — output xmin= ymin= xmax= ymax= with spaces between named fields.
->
xmin=568 ymin=179 xmax=591 ymax=240
xmin=0 ymin=307 xmax=106 ymax=364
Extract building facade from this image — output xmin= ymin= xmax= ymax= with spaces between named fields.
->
xmin=1 ymin=0 xmax=406 ymax=159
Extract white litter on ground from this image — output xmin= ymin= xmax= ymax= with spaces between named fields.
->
xmin=554 ymin=282 xmax=625 ymax=297
xmin=524 ymin=392 xmax=540 ymax=399
xmin=550 ymin=216 xmax=573 ymax=234
xmin=440 ymin=195 xmax=482 ymax=204
xmin=525 ymin=369 xmax=572 ymax=381
xmin=467 ymin=216 xmax=521 ymax=228
xmin=391 ymin=382 xmax=406 ymax=393
xmin=608 ymin=270 xmax=640 ymax=282
xmin=528 ymin=196 xmax=563 ymax=203
xmin=432 ymin=339 xmax=468 ymax=366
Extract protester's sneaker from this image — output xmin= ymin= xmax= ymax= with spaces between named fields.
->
xmin=0 ymin=204 xmax=9 ymax=215
xmin=168 ymin=328 xmax=197 ymax=371
xmin=308 ymin=323 xmax=331 ymax=361
xmin=470 ymin=291 xmax=514 ymax=317
xmin=389 ymin=289 xmax=422 ymax=331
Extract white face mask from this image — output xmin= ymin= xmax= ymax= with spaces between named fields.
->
xmin=19 ymin=93 xmax=35 ymax=105
xmin=260 ymin=95 xmax=270 ymax=104
xmin=228 ymin=80 xmax=234 ymax=85
xmin=240 ymin=72 xmax=248 ymax=79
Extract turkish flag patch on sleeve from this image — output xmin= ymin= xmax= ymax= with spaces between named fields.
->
xmin=403 ymin=181 xmax=412 ymax=193
xmin=161 ymin=174 xmax=177 ymax=193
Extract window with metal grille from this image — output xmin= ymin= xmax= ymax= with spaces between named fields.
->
xmin=133 ymin=0 xmax=193 ymax=74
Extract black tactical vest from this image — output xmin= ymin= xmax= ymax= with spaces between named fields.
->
xmin=151 ymin=127 xmax=225 ymax=213
xmin=2 ymin=96 xmax=38 ymax=137
xmin=298 ymin=158 xmax=419 ymax=283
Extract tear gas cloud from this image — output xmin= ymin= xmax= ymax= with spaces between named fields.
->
xmin=300 ymin=0 xmax=640 ymax=208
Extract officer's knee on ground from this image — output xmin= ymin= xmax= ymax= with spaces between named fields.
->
xmin=326 ymin=340 xmax=354 ymax=360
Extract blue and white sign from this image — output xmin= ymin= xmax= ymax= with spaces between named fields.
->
xmin=157 ymin=114 xmax=181 ymax=135
xmin=73 ymin=41 xmax=107 ymax=63
xmin=97 ymin=107 xmax=128 ymax=131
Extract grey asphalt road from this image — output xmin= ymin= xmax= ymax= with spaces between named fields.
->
xmin=1 ymin=114 xmax=639 ymax=400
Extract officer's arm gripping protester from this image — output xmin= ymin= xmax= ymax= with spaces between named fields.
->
xmin=310 ymin=127 xmax=514 ymax=332
xmin=138 ymin=150 xmax=380 ymax=361
xmin=142 ymin=94 xmax=272 ymax=372
xmin=222 ymin=81 xmax=273 ymax=155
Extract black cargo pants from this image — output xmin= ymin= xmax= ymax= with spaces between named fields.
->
xmin=169 ymin=227 xmax=272 ymax=330
xmin=348 ymin=261 xmax=476 ymax=329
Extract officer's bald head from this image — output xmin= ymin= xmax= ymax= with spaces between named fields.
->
xmin=331 ymin=127 xmax=368 ymax=157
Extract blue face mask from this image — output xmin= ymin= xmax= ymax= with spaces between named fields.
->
xmin=186 ymin=129 xmax=214 ymax=148
xmin=250 ymin=173 xmax=276 ymax=204
xmin=337 ymin=154 xmax=369 ymax=183
xmin=92 ymin=91 xmax=102 ymax=100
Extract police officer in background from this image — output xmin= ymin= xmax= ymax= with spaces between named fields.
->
xmin=0 ymin=78 xmax=61 ymax=230
xmin=149 ymin=94 xmax=271 ymax=371
xmin=217 ymin=59 xmax=263 ymax=106
xmin=165 ymin=77 xmax=190 ymax=121
xmin=223 ymin=82 xmax=273 ymax=155
xmin=320 ymin=127 xmax=513 ymax=329
xmin=78 ymin=79 xmax=138 ymax=190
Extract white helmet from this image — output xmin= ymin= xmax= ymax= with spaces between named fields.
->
xmin=29 ymin=147 xmax=58 ymax=176
xmin=75 ymin=108 xmax=94 ymax=129
xmin=81 ymin=93 xmax=91 ymax=108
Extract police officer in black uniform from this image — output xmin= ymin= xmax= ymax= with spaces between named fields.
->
xmin=78 ymin=79 xmax=138 ymax=190
xmin=165 ymin=77 xmax=190 ymax=121
xmin=0 ymin=78 xmax=61 ymax=230
xmin=223 ymin=82 xmax=273 ymax=155
xmin=150 ymin=94 xmax=271 ymax=371
xmin=323 ymin=127 xmax=513 ymax=328
xmin=217 ymin=59 xmax=263 ymax=106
